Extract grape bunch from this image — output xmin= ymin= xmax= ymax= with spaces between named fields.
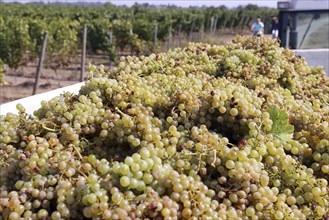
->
xmin=1 ymin=36 xmax=328 ymax=220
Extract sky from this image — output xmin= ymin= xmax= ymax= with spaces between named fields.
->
xmin=2 ymin=0 xmax=280 ymax=8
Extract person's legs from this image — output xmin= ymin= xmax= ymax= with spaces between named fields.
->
xmin=272 ymin=30 xmax=279 ymax=39
xmin=275 ymin=30 xmax=279 ymax=38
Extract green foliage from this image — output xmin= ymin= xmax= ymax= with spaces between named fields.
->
xmin=132 ymin=18 xmax=155 ymax=42
xmin=46 ymin=19 xmax=80 ymax=68
xmin=0 ymin=59 xmax=6 ymax=86
xmin=0 ymin=3 xmax=278 ymax=68
xmin=112 ymin=19 xmax=143 ymax=54
xmin=83 ymin=18 xmax=112 ymax=54
xmin=0 ymin=17 xmax=30 ymax=69
xmin=27 ymin=18 xmax=47 ymax=61
xmin=268 ymin=105 xmax=294 ymax=143
xmin=108 ymin=43 xmax=117 ymax=62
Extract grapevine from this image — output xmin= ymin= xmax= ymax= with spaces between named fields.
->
xmin=0 ymin=59 xmax=7 ymax=86
xmin=0 ymin=3 xmax=278 ymax=68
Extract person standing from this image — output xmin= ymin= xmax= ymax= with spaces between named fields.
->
xmin=251 ymin=18 xmax=264 ymax=37
xmin=272 ymin=18 xmax=279 ymax=39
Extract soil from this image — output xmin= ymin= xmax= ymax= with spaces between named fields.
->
xmin=0 ymin=55 xmax=110 ymax=104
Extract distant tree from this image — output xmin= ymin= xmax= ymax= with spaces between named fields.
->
xmin=218 ymin=5 xmax=228 ymax=10
xmin=132 ymin=3 xmax=142 ymax=14
xmin=244 ymin=4 xmax=259 ymax=10
xmin=168 ymin=4 xmax=178 ymax=9
xmin=104 ymin=2 xmax=115 ymax=8
xmin=142 ymin=3 xmax=149 ymax=8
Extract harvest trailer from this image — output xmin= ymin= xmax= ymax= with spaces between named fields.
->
xmin=277 ymin=0 xmax=329 ymax=74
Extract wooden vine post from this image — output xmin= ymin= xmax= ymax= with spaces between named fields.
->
xmin=212 ymin=15 xmax=219 ymax=36
xmin=177 ymin=24 xmax=182 ymax=47
xmin=189 ymin=18 xmax=196 ymax=41
xmin=167 ymin=26 xmax=172 ymax=50
xmin=210 ymin=16 xmax=214 ymax=35
xmin=200 ymin=24 xmax=204 ymax=41
xmin=154 ymin=23 xmax=158 ymax=48
xmin=80 ymin=25 xmax=87 ymax=82
xmin=33 ymin=32 xmax=48 ymax=95
xmin=108 ymin=26 xmax=113 ymax=70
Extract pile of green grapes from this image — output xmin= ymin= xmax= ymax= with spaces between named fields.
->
xmin=1 ymin=36 xmax=328 ymax=220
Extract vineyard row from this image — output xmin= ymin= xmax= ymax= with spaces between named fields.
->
xmin=0 ymin=3 xmax=278 ymax=70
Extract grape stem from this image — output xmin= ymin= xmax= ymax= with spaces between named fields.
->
xmin=211 ymin=149 xmax=217 ymax=167
xmin=0 ymin=158 xmax=9 ymax=166
xmin=188 ymin=190 xmax=198 ymax=205
xmin=80 ymin=137 xmax=96 ymax=146
xmin=171 ymin=106 xmax=176 ymax=115
xmin=75 ymin=166 xmax=88 ymax=178
xmin=115 ymin=107 xmax=131 ymax=118
xmin=41 ymin=124 xmax=57 ymax=132
xmin=70 ymin=144 xmax=83 ymax=160
xmin=58 ymin=172 xmax=64 ymax=182
xmin=150 ymin=59 xmax=165 ymax=73
xmin=41 ymin=121 xmax=59 ymax=132
xmin=198 ymin=154 xmax=203 ymax=170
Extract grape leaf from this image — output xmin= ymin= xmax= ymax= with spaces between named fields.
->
xmin=267 ymin=105 xmax=294 ymax=143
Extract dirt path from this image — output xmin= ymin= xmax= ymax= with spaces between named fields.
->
xmin=0 ymin=54 xmax=111 ymax=104
xmin=0 ymin=64 xmax=81 ymax=104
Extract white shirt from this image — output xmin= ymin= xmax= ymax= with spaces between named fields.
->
xmin=252 ymin=21 xmax=264 ymax=35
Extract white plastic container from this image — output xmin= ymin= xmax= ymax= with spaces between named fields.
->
xmin=0 ymin=82 xmax=84 ymax=115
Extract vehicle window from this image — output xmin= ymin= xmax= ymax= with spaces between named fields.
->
xmin=295 ymin=11 xmax=329 ymax=49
